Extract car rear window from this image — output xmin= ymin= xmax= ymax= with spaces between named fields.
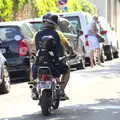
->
xmin=29 ymin=22 xmax=43 ymax=31
xmin=0 ymin=26 xmax=22 ymax=41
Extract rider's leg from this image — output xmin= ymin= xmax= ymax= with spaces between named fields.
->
xmin=32 ymin=63 xmax=37 ymax=81
xmin=30 ymin=63 xmax=38 ymax=100
xmin=60 ymin=69 xmax=70 ymax=89
xmin=58 ymin=63 xmax=70 ymax=100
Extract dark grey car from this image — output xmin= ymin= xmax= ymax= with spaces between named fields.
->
xmin=0 ymin=21 xmax=36 ymax=81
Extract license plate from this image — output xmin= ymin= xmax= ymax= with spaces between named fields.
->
xmin=38 ymin=81 xmax=52 ymax=89
xmin=0 ymin=49 xmax=6 ymax=53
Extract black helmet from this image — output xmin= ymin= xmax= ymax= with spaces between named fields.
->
xmin=42 ymin=12 xmax=59 ymax=26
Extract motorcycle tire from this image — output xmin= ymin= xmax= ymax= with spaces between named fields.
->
xmin=40 ymin=90 xmax=52 ymax=116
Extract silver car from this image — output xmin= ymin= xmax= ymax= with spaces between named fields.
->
xmin=0 ymin=51 xmax=10 ymax=94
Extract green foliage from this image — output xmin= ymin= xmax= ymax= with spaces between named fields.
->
xmin=67 ymin=0 xmax=96 ymax=14
xmin=67 ymin=0 xmax=82 ymax=12
xmin=34 ymin=0 xmax=96 ymax=16
xmin=0 ymin=0 xmax=28 ymax=21
xmin=12 ymin=0 xmax=28 ymax=12
xmin=0 ymin=0 xmax=13 ymax=21
xmin=0 ymin=0 xmax=96 ymax=21
xmin=78 ymin=0 xmax=97 ymax=15
xmin=34 ymin=0 xmax=59 ymax=16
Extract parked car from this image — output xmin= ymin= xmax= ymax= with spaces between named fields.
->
xmin=0 ymin=52 xmax=10 ymax=94
xmin=0 ymin=21 xmax=36 ymax=81
xmin=25 ymin=17 xmax=86 ymax=69
xmin=98 ymin=16 xmax=119 ymax=60
xmin=59 ymin=12 xmax=93 ymax=65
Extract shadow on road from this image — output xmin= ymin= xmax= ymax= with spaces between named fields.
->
xmin=1 ymin=97 xmax=120 ymax=120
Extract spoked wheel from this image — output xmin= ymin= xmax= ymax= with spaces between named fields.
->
xmin=0 ymin=65 xmax=10 ymax=94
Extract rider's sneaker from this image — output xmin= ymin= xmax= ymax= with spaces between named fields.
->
xmin=60 ymin=93 xmax=69 ymax=101
xmin=31 ymin=92 xmax=38 ymax=100
xmin=60 ymin=90 xmax=69 ymax=101
xmin=28 ymin=80 xmax=37 ymax=85
xmin=31 ymin=87 xmax=39 ymax=100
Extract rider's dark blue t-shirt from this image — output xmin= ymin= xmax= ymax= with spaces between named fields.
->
xmin=35 ymin=27 xmax=64 ymax=58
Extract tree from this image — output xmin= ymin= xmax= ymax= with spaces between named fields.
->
xmin=0 ymin=0 xmax=29 ymax=21
xmin=0 ymin=0 xmax=13 ymax=21
xmin=34 ymin=0 xmax=96 ymax=17
xmin=12 ymin=0 xmax=28 ymax=20
xmin=66 ymin=0 xmax=96 ymax=14
xmin=34 ymin=0 xmax=59 ymax=16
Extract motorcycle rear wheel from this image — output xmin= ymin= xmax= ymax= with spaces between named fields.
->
xmin=40 ymin=90 xmax=52 ymax=116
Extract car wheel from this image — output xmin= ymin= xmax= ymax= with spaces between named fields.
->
xmin=106 ymin=46 xmax=113 ymax=60
xmin=100 ymin=49 xmax=105 ymax=63
xmin=0 ymin=65 xmax=10 ymax=94
xmin=25 ymin=70 xmax=31 ymax=81
xmin=85 ymin=57 xmax=91 ymax=66
xmin=113 ymin=51 xmax=119 ymax=58
xmin=77 ymin=59 xmax=85 ymax=70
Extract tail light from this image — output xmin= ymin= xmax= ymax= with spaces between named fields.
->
xmin=85 ymin=40 xmax=89 ymax=46
xmin=39 ymin=74 xmax=49 ymax=81
xmin=100 ymin=30 xmax=107 ymax=35
xmin=85 ymin=35 xmax=88 ymax=38
xmin=19 ymin=40 xmax=29 ymax=56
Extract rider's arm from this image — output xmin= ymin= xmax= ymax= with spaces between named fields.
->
xmin=57 ymin=30 xmax=75 ymax=54
xmin=31 ymin=32 xmax=39 ymax=55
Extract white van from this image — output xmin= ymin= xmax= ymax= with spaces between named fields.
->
xmin=59 ymin=12 xmax=93 ymax=65
xmin=59 ymin=11 xmax=92 ymax=34
xmin=60 ymin=12 xmax=119 ymax=61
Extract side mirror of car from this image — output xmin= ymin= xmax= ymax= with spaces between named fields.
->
xmin=77 ymin=29 xmax=84 ymax=36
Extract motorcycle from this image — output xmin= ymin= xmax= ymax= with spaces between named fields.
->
xmin=38 ymin=66 xmax=61 ymax=115
xmin=29 ymin=39 xmax=76 ymax=116
xmin=29 ymin=53 xmax=66 ymax=116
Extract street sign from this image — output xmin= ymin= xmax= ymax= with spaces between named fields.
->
xmin=58 ymin=0 xmax=67 ymax=5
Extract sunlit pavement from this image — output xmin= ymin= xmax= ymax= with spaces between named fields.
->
xmin=0 ymin=58 xmax=120 ymax=120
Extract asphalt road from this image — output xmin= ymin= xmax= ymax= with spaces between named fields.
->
xmin=1 ymin=58 xmax=120 ymax=120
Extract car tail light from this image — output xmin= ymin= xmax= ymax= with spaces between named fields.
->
xmin=100 ymin=30 xmax=107 ymax=35
xmin=39 ymin=74 xmax=50 ymax=81
xmin=19 ymin=40 xmax=29 ymax=56
xmin=85 ymin=40 xmax=89 ymax=46
xmin=85 ymin=35 xmax=88 ymax=38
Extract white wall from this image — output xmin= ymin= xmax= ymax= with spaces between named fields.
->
xmin=89 ymin=0 xmax=107 ymax=18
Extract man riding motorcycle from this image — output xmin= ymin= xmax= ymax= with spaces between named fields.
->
xmin=31 ymin=12 xmax=76 ymax=100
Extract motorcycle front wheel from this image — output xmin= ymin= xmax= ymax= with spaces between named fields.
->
xmin=40 ymin=90 xmax=52 ymax=116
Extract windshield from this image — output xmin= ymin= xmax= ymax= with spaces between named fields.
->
xmin=29 ymin=22 xmax=43 ymax=31
xmin=64 ymin=16 xmax=81 ymax=31
xmin=58 ymin=19 xmax=77 ymax=34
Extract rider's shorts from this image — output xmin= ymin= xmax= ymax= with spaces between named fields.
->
xmin=32 ymin=61 xmax=69 ymax=79
xmin=51 ymin=61 xmax=69 ymax=78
